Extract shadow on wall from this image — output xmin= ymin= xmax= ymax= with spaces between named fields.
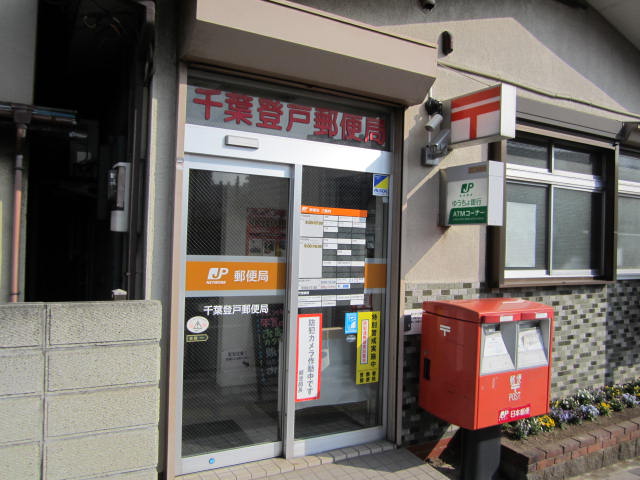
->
xmin=400 ymin=106 xmax=442 ymax=276
xmin=402 ymin=333 xmax=452 ymax=447
xmin=292 ymin=0 xmax=640 ymax=115
xmin=604 ymin=280 xmax=640 ymax=385
xmin=400 ymin=103 xmax=487 ymax=280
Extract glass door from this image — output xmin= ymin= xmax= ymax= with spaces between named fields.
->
xmin=176 ymin=70 xmax=397 ymax=476
xmin=179 ymin=158 xmax=291 ymax=473
xmin=291 ymin=166 xmax=389 ymax=455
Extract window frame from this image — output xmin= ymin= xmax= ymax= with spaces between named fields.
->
xmin=487 ymin=124 xmax=617 ymax=288
xmin=617 ymin=149 xmax=640 ymax=279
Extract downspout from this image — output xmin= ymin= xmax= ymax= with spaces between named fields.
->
xmin=10 ymin=108 xmax=32 ymax=303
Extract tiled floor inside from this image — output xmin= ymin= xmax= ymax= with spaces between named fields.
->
xmin=179 ymin=442 xmax=450 ymax=480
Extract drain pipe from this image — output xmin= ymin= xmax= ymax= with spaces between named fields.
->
xmin=9 ymin=108 xmax=32 ymax=303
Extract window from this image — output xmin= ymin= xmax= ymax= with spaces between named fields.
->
xmin=617 ymin=151 xmax=640 ymax=277
xmin=504 ymin=135 xmax=607 ymax=280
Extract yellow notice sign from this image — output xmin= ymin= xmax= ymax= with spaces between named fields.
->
xmin=356 ymin=311 xmax=381 ymax=385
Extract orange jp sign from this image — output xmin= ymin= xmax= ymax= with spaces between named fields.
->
xmin=186 ymin=261 xmax=286 ymax=291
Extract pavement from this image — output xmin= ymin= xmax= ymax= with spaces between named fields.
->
xmin=179 ymin=440 xmax=640 ymax=480
xmin=567 ymin=457 xmax=640 ymax=480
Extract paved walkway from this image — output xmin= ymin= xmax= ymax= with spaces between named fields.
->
xmin=567 ymin=457 xmax=640 ymax=480
xmin=180 ymin=440 xmax=640 ymax=480
xmin=181 ymin=442 xmax=449 ymax=480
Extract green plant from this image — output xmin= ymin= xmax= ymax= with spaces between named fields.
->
xmin=502 ymin=379 xmax=640 ymax=440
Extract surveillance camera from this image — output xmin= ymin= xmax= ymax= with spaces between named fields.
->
xmin=422 ymin=128 xmax=451 ymax=166
xmin=425 ymin=113 xmax=443 ymax=132
xmin=431 ymin=128 xmax=451 ymax=152
xmin=420 ymin=0 xmax=436 ymax=10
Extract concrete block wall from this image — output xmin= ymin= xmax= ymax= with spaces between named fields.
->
xmin=401 ymin=280 xmax=640 ymax=446
xmin=0 ymin=301 xmax=162 ymax=480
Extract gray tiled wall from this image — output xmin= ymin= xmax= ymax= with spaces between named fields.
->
xmin=401 ymin=280 xmax=640 ymax=445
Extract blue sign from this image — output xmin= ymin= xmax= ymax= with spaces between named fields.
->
xmin=372 ymin=174 xmax=389 ymax=196
xmin=345 ymin=312 xmax=358 ymax=334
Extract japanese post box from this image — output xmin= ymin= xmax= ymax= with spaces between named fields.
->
xmin=419 ymin=298 xmax=553 ymax=430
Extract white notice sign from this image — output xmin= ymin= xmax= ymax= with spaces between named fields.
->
xmin=299 ymin=238 xmax=323 ymax=278
xmin=296 ymin=314 xmax=322 ymax=402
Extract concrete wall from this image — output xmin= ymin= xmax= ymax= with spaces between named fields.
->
xmin=292 ymin=0 xmax=640 ymax=284
xmin=0 ymin=300 xmax=162 ymax=480
xmin=0 ymin=0 xmax=37 ymax=104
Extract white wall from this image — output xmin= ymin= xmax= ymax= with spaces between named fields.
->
xmin=292 ymin=0 xmax=640 ymax=283
xmin=0 ymin=0 xmax=37 ymax=104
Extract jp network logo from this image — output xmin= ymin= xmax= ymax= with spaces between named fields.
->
xmin=207 ymin=267 xmax=229 ymax=283
xmin=461 ymin=182 xmax=474 ymax=194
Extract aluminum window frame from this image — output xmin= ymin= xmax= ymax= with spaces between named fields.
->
xmin=500 ymin=132 xmax=613 ymax=284
xmin=617 ymin=149 xmax=640 ymax=279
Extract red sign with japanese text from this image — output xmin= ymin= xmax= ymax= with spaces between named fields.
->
xmin=187 ymin=85 xmax=390 ymax=151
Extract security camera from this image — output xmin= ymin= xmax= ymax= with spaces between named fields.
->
xmin=420 ymin=0 xmax=436 ymax=10
xmin=431 ymin=128 xmax=451 ymax=152
xmin=425 ymin=113 xmax=443 ymax=132
xmin=421 ymin=128 xmax=451 ymax=166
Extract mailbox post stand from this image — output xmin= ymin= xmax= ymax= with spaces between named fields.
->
xmin=461 ymin=425 xmax=502 ymax=480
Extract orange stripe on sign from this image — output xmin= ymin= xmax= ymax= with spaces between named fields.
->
xmin=451 ymin=101 xmax=501 ymax=121
xmin=364 ymin=263 xmax=387 ymax=289
xmin=451 ymin=101 xmax=501 ymax=139
xmin=301 ymin=205 xmax=368 ymax=218
xmin=451 ymin=86 xmax=501 ymax=109
xmin=186 ymin=261 xmax=286 ymax=291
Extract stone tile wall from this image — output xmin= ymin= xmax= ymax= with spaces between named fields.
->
xmin=0 ymin=301 xmax=162 ymax=480
xmin=401 ymin=280 xmax=640 ymax=446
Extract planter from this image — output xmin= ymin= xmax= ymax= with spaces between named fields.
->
xmin=500 ymin=408 xmax=640 ymax=480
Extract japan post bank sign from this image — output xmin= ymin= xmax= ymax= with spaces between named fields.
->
xmin=440 ymin=161 xmax=505 ymax=226
xmin=444 ymin=84 xmax=516 ymax=148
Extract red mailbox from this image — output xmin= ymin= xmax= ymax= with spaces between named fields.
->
xmin=419 ymin=298 xmax=554 ymax=430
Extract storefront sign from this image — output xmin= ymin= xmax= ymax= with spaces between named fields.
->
xmin=186 ymin=260 xmax=286 ymax=292
xmin=202 ymin=304 xmax=269 ymax=315
xmin=295 ymin=313 xmax=322 ymax=401
xmin=187 ymin=85 xmax=389 ymax=150
xmin=356 ymin=311 xmax=381 ymax=385
xmin=444 ymin=83 xmax=516 ymax=148
xmin=439 ymin=161 xmax=504 ymax=226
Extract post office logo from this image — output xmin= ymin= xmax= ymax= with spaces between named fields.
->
xmin=187 ymin=261 xmax=284 ymax=291
xmin=461 ymin=182 xmax=474 ymax=194
xmin=207 ymin=267 xmax=229 ymax=284
xmin=509 ymin=373 xmax=522 ymax=401
xmin=439 ymin=324 xmax=452 ymax=336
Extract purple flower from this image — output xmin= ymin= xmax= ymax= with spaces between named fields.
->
xmin=578 ymin=404 xmax=600 ymax=420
